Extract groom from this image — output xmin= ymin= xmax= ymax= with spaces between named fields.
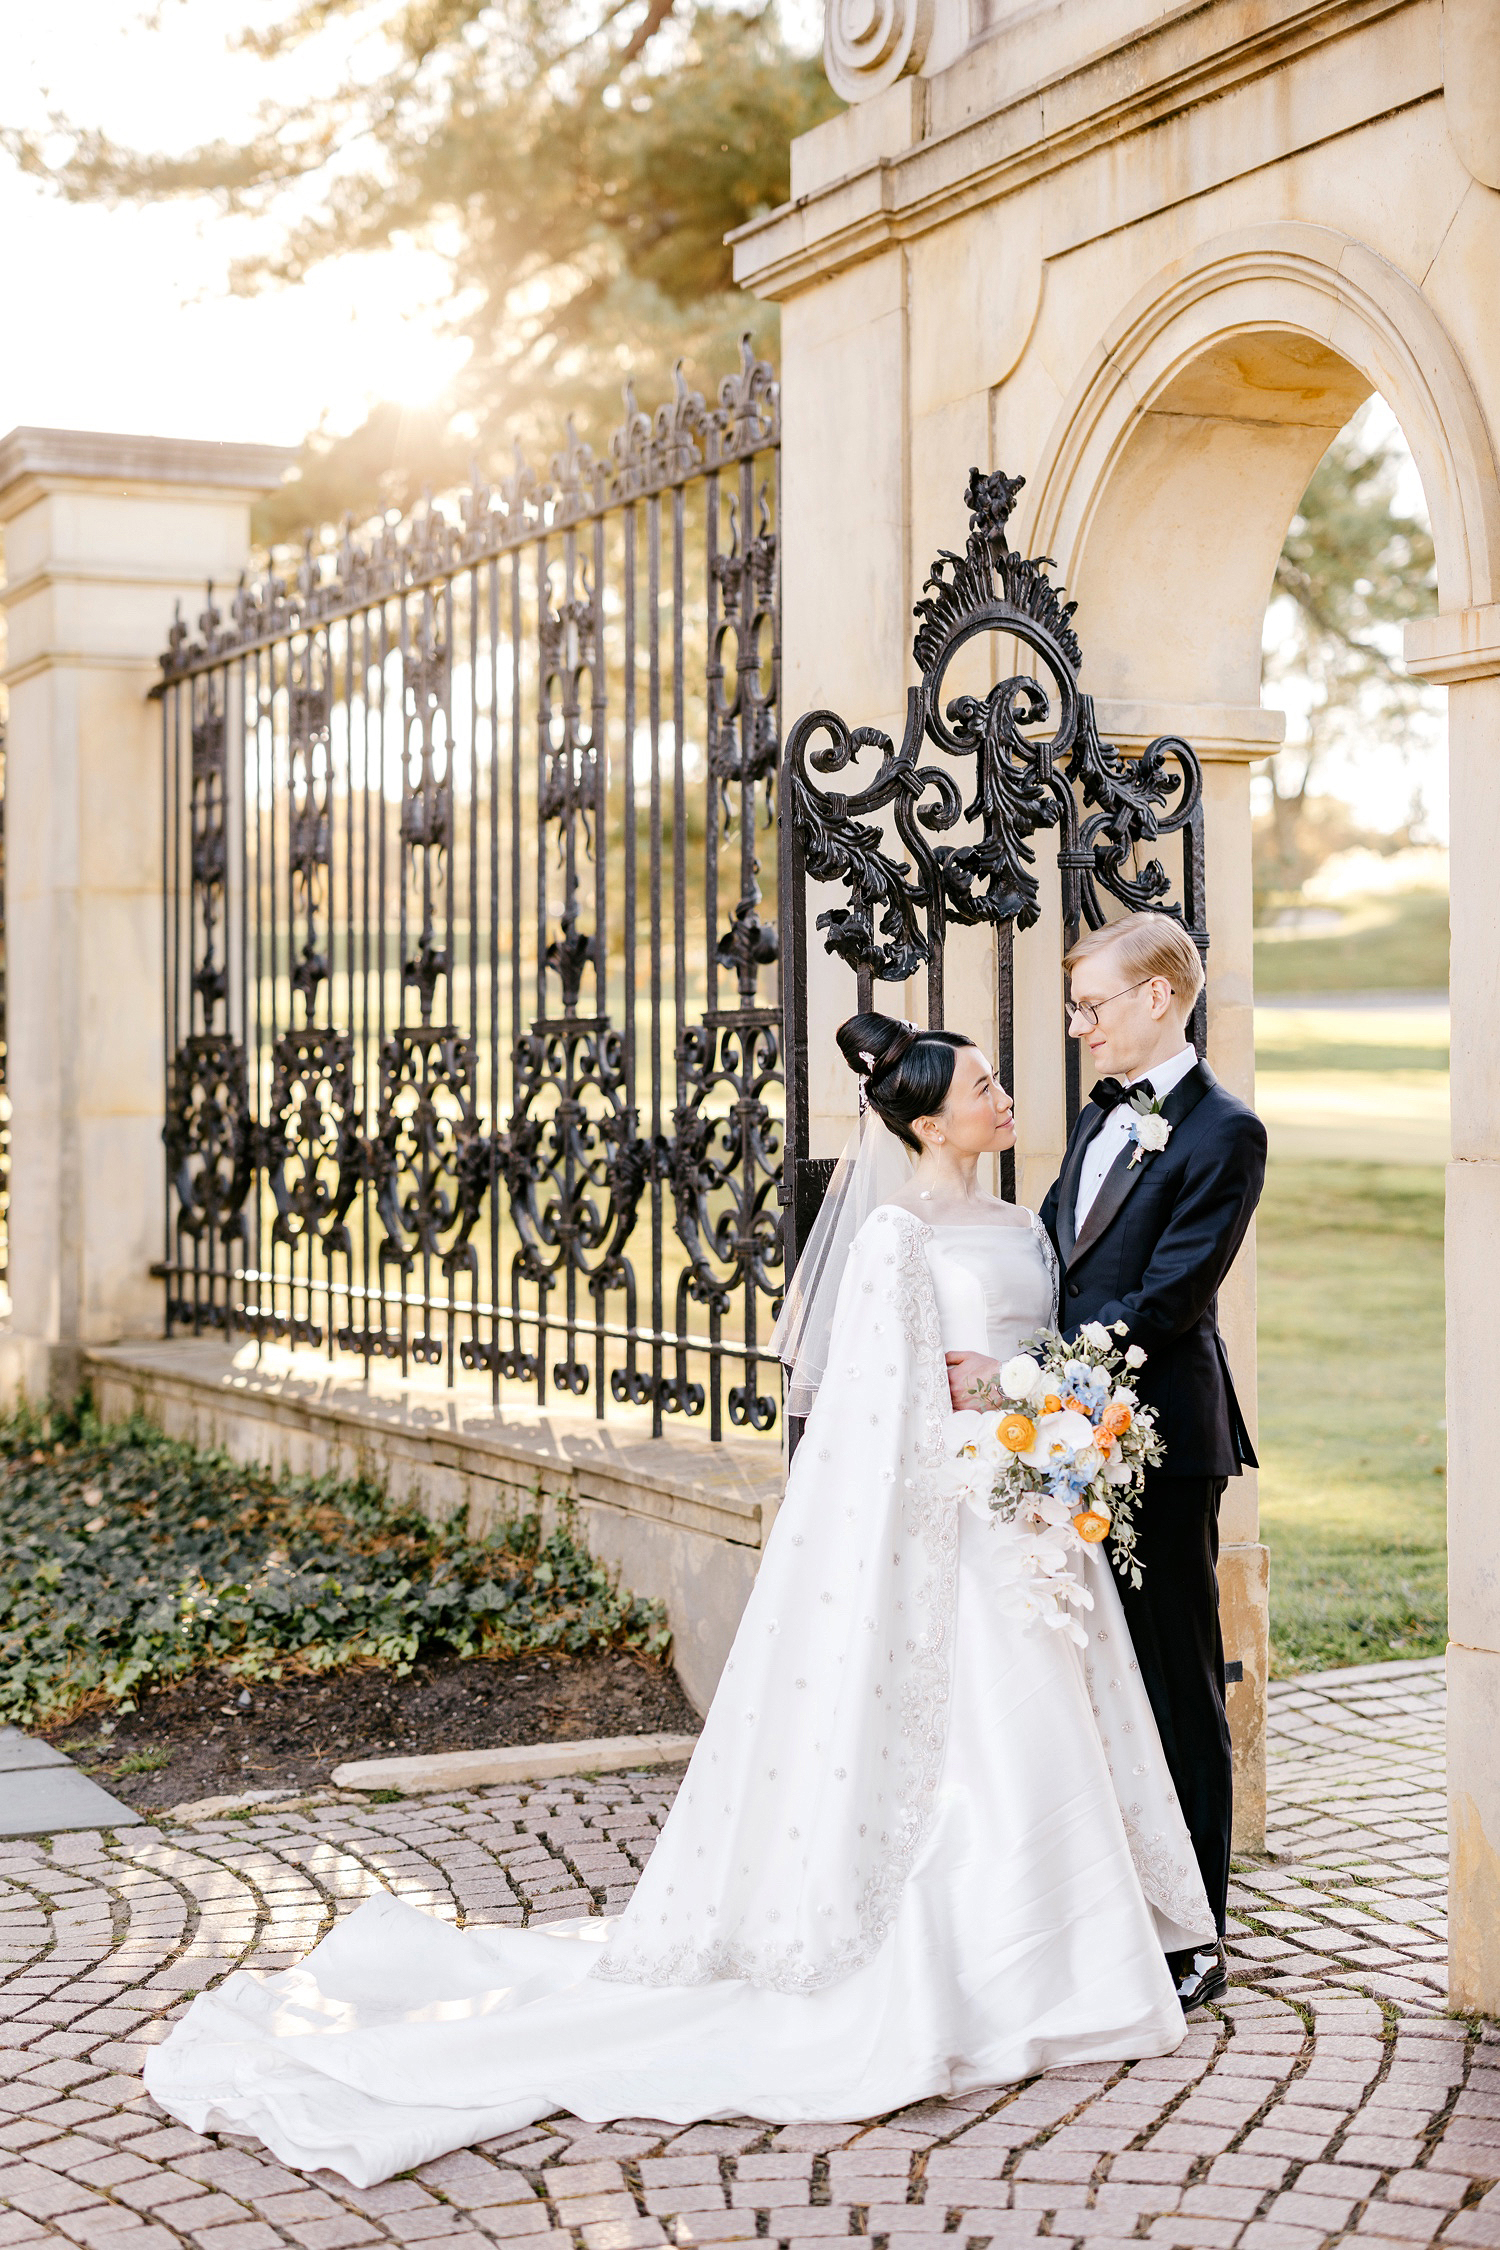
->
xmin=946 ymin=912 xmax=1266 ymax=2011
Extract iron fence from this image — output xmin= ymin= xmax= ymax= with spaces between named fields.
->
xmin=158 ymin=341 xmax=784 ymax=1440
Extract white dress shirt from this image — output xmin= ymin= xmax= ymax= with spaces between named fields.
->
xmin=1074 ymin=1045 xmax=1198 ymax=1233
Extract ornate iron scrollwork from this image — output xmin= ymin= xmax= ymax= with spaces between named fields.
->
xmin=666 ymin=1011 xmax=783 ymax=1430
xmin=287 ymin=640 xmax=332 ymax=1015
xmin=784 ymin=465 xmax=1205 ymax=1019
xmin=371 ymin=1027 xmax=489 ymax=1363
xmin=164 ymin=1033 xmax=254 ymax=1326
xmin=780 ymin=465 xmax=1208 ymax=1253
xmin=497 ymin=455 xmax=653 ymax=1405
xmin=368 ymin=591 xmax=492 ymax=1365
xmin=499 ymin=1021 xmax=650 ymax=1396
xmin=264 ymin=1031 xmax=363 ymax=1257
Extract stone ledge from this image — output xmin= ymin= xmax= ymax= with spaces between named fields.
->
xmin=1405 ymin=603 xmax=1500 ymax=683
xmin=86 ymin=1338 xmax=774 ymax=1546
xmin=332 ymin=1733 xmax=700 ymax=1794
xmin=0 ymin=426 xmax=296 ymax=515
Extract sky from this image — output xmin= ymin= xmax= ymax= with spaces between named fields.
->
xmin=0 ymin=1 xmax=1448 ymax=843
xmin=0 ymin=2 xmax=471 ymax=446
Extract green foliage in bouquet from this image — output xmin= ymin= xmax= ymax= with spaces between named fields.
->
xmin=0 ymin=1401 xmax=670 ymax=1729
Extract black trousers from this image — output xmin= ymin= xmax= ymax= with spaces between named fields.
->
xmin=1113 ymin=1472 xmax=1232 ymax=1937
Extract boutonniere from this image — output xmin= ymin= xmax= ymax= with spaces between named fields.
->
xmin=1124 ymin=1091 xmax=1171 ymax=1167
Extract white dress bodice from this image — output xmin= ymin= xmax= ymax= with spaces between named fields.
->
xmin=925 ymin=1216 xmax=1056 ymax=1360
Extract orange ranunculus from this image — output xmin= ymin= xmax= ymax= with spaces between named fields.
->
xmin=1041 ymin=1393 xmax=1064 ymax=1415
xmin=1094 ymin=1429 xmax=1114 ymax=1458
xmin=1063 ymin=1394 xmax=1088 ymax=1415
xmin=998 ymin=1413 xmax=1036 ymax=1454
xmin=1073 ymin=1509 xmax=1111 ymax=1543
xmin=1100 ymin=1402 xmax=1133 ymax=1438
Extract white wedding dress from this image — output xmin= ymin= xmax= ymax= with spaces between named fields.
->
xmin=146 ymin=1206 xmax=1214 ymax=2186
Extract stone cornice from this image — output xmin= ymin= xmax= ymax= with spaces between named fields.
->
xmin=731 ymin=0 xmax=1418 ymax=297
xmin=0 ymin=427 xmax=295 ymax=520
xmin=1405 ymin=605 xmax=1500 ymax=684
xmin=1092 ymin=699 xmax=1286 ymax=762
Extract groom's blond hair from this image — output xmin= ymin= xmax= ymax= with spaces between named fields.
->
xmin=1065 ymin=913 xmax=1204 ymax=1009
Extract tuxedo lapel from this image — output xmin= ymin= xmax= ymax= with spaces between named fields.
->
xmin=1055 ymin=1103 xmax=1108 ymax=1265
xmin=1066 ymin=1060 xmax=1219 ymax=1269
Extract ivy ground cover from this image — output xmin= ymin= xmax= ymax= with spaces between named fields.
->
xmin=0 ymin=1405 xmax=670 ymax=1730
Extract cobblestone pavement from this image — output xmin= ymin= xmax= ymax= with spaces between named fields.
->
xmin=4 ymin=1655 xmax=1497 ymax=2250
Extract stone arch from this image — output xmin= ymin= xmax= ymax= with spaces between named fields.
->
xmin=1026 ymin=222 xmax=1500 ymax=710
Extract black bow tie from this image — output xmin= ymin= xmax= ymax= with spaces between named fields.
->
xmin=1089 ymin=1076 xmax=1133 ymax=1114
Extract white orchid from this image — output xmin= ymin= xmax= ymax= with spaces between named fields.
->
xmin=949 ymin=1408 xmax=1005 ymax=1464
xmin=1019 ymin=1407 xmax=1094 ymax=1470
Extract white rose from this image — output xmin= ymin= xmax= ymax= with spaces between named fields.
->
xmin=1072 ymin=1446 xmax=1103 ymax=1480
xmin=1124 ymin=1344 xmax=1147 ymax=1369
xmin=999 ymin=1353 xmax=1043 ymax=1401
xmin=1133 ymin=1112 xmax=1171 ymax=1152
xmin=1079 ymin=1321 xmax=1112 ymax=1352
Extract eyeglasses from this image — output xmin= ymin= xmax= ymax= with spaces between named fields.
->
xmin=1066 ymin=977 xmax=1170 ymax=1031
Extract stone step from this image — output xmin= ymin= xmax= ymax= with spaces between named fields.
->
xmin=332 ymin=1731 xmax=701 ymax=1794
xmin=0 ymin=1727 xmax=143 ymax=1834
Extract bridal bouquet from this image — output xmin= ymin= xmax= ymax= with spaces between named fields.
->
xmin=944 ymin=1323 xmax=1163 ymax=1638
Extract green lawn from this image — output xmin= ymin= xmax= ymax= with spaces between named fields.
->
xmin=1253 ymin=886 xmax=1448 ymax=994
xmin=1256 ymin=1158 xmax=1447 ymax=1675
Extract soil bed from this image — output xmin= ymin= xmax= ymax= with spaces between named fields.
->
xmin=41 ymin=1649 xmax=700 ymax=1812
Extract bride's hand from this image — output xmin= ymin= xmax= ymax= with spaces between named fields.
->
xmin=946 ymin=1351 xmax=1003 ymax=1411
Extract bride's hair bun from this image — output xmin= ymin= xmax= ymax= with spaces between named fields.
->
xmin=835 ymin=1011 xmax=975 ymax=1152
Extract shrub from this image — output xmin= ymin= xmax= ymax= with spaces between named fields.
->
xmin=0 ymin=1401 xmax=670 ymax=1728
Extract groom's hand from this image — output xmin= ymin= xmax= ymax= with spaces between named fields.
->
xmin=946 ymin=1352 xmax=1002 ymax=1410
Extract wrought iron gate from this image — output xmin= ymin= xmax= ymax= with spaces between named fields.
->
xmin=157 ymin=341 xmax=784 ymax=1440
xmin=780 ymin=466 xmax=1207 ymax=1281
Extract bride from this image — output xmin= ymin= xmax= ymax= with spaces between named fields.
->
xmin=145 ymin=1012 xmax=1215 ymax=2185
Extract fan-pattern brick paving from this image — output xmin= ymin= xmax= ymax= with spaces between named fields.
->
xmin=3 ymin=1656 xmax=1496 ymax=2250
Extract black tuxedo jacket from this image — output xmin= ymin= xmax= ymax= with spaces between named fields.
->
xmin=1038 ymin=1061 xmax=1267 ymax=1481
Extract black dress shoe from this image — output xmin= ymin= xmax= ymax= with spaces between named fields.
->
xmin=1168 ymin=1938 xmax=1228 ymax=2011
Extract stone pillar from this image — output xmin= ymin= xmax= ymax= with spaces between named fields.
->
xmin=0 ymin=429 xmax=293 ymax=1401
xmin=1407 ymin=603 xmax=1500 ymax=2013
